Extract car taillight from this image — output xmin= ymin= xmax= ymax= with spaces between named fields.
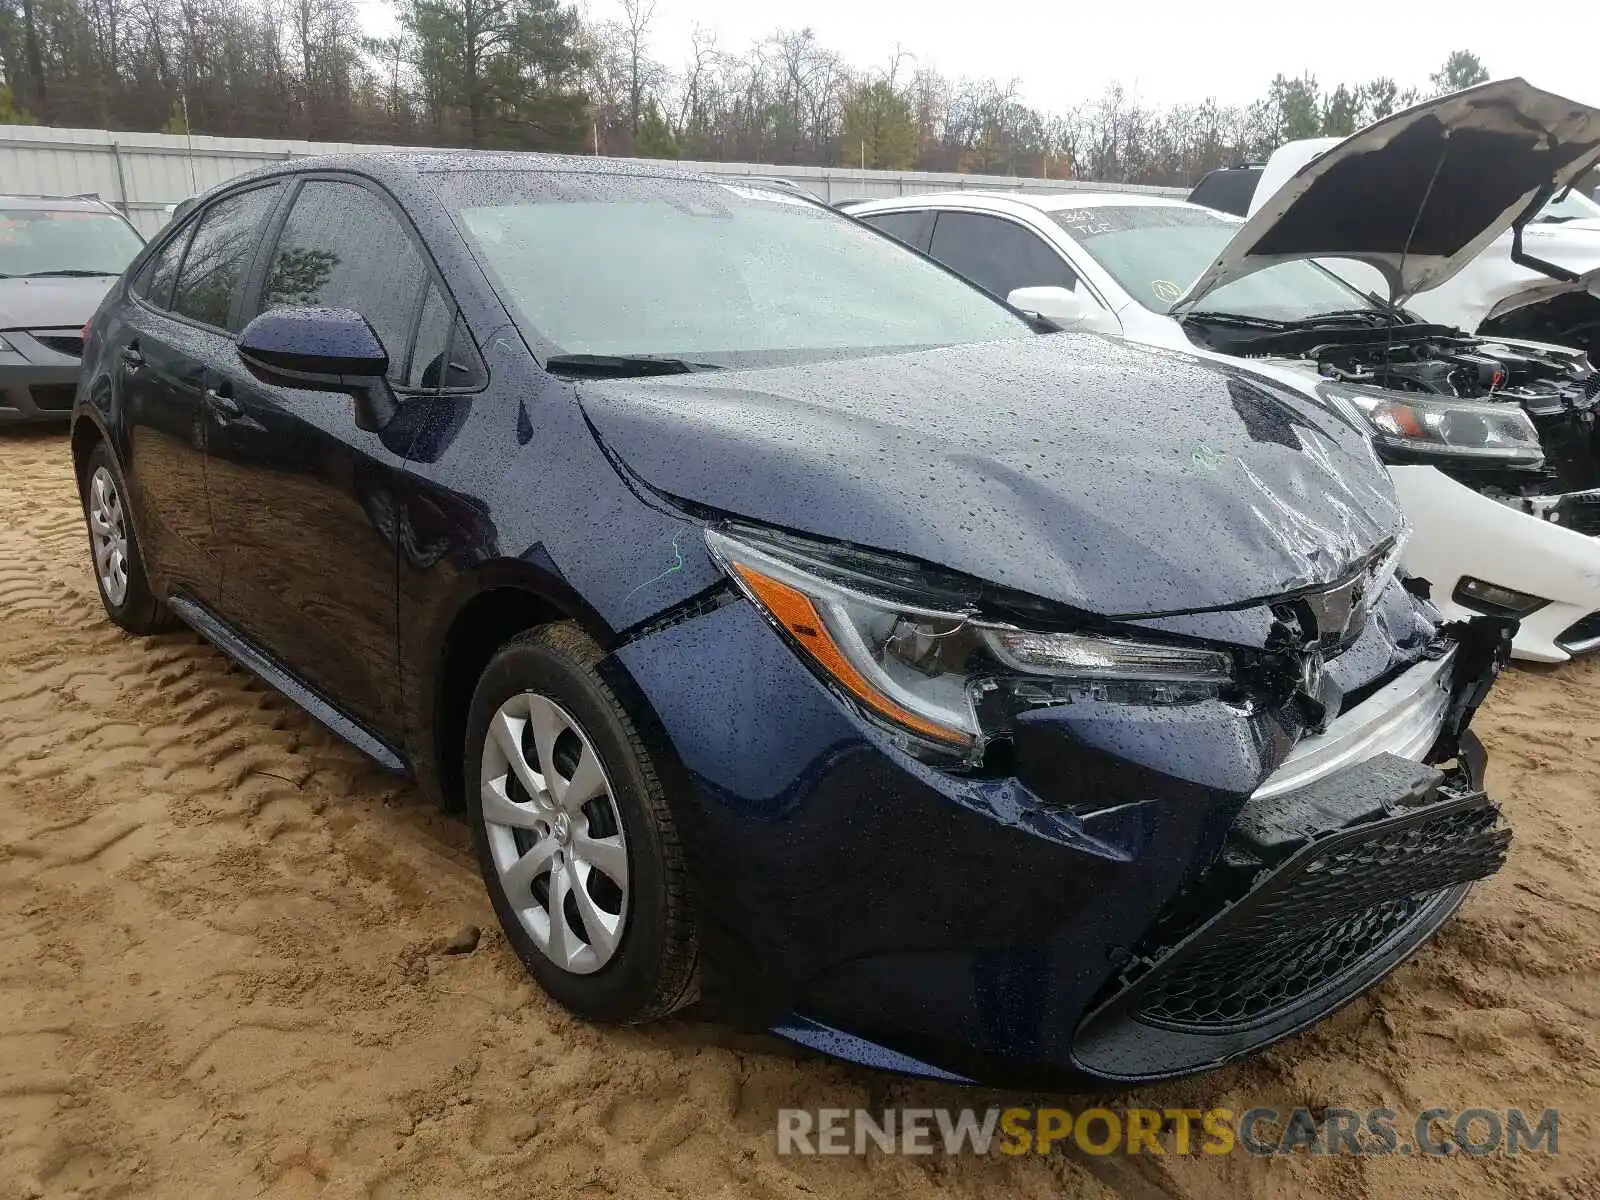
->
xmin=80 ymin=322 xmax=91 ymax=342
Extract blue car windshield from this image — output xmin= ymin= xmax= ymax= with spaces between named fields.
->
xmin=432 ymin=171 xmax=1030 ymax=365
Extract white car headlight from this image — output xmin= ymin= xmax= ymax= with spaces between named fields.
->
xmin=1318 ymin=382 xmax=1544 ymax=466
xmin=706 ymin=526 xmax=1234 ymax=756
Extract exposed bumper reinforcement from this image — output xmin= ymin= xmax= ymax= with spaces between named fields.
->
xmin=1253 ymin=649 xmax=1455 ymax=801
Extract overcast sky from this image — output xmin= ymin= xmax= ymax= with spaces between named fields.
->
xmin=356 ymin=0 xmax=1597 ymax=113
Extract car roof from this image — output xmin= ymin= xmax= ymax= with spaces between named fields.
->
xmin=231 ymin=150 xmax=784 ymax=193
xmin=185 ymin=151 xmax=816 ymax=219
xmin=846 ymin=190 xmax=1194 ymax=214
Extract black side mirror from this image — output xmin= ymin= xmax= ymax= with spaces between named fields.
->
xmin=238 ymin=307 xmax=396 ymax=430
xmin=239 ymin=307 xmax=387 ymax=377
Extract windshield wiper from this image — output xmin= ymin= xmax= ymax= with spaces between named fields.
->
xmin=1181 ymin=310 xmax=1287 ymax=329
xmin=1288 ymin=308 xmax=1394 ymax=325
xmin=544 ymin=353 xmax=724 ymax=378
xmin=14 ymin=269 xmax=121 ymax=278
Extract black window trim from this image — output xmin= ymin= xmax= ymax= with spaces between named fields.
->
xmin=240 ymin=169 xmax=489 ymax=398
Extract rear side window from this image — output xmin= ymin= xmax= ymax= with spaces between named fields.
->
xmin=261 ymin=180 xmax=427 ymax=384
xmin=859 ymin=210 xmax=929 ymax=250
xmin=132 ymin=225 xmax=193 ymax=310
xmin=1187 ymin=168 xmax=1261 ymax=217
xmin=927 ymin=212 xmax=1079 ymax=299
xmin=170 ymin=185 xmax=281 ymax=330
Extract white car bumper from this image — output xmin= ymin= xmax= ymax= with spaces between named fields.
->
xmin=1391 ymin=464 xmax=1600 ymax=663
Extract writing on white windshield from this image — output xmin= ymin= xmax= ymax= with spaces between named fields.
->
xmin=0 ymin=210 xmax=144 ymax=278
xmin=1050 ymin=205 xmax=1379 ymax=321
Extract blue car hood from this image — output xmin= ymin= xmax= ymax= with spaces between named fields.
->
xmin=577 ymin=334 xmax=1404 ymax=617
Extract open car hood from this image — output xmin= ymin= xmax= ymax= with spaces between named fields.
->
xmin=1173 ymin=78 xmax=1600 ymax=313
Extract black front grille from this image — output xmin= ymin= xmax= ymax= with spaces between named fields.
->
xmin=33 ymin=333 xmax=83 ymax=358
xmin=1137 ymin=897 xmax=1428 ymax=1027
xmin=28 ymin=383 xmax=76 ymax=411
xmin=1131 ymin=795 xmax=1508 ymax=1033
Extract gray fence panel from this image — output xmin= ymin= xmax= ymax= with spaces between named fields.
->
xmin=0 ymin=125 xmax=1186 ymax=236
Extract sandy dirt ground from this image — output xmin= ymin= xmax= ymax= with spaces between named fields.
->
xmin=1 ymin=427 xmax=1597 ymax=1200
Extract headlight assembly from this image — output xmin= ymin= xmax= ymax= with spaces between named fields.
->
xmin=706 ymin=526 xmax=1235 ymax=757
xmin=1317 ymin=381 xmax=1545 ymax=466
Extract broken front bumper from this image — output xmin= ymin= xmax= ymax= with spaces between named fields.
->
xmin=1074 ymin=753 xmax=1507 ymax=1080
xmin=1071 ymin=621 xmax=1514 ymax=1083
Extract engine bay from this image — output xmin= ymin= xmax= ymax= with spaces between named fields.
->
xmin=1186 ymin=316 xmax=1600 ymax=505
xmin=1310 ymin=333 xmax=1596 ymax=410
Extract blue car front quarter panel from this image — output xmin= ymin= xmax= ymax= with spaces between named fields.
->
xmin=611 ymin=589 xmax=1296 ymax=1083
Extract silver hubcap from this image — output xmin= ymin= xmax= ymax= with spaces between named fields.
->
xmin=480 ymin=693 xmax=629 ymax=975
xmin=88 ymin=466 xmax=130 ymax=607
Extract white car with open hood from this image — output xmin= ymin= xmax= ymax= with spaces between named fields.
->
xmin=1244 ymin=136 xmax=1600 ymax=361
xmin=843 ymin=79 xmax=1600 ymax=663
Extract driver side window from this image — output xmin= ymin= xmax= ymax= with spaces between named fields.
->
xmin=257 ymin=180 xmax=427 ymax=385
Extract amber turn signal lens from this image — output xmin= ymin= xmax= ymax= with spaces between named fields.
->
xmin=730 ymin=562 xmax=972 ymax=746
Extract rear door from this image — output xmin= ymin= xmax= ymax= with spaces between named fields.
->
xmin=204 ymin=175 xmax=432 ymax=745
xmin=113 ymin=183 xmax=283 ymax=601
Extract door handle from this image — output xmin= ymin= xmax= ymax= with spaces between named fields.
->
xmin=204 ymin=386 xmax=241 ymax=419
xmin=119 ymin=344 xmax=145 ymax=370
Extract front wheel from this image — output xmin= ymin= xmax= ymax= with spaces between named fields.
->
xmin=464 ymin=623 xmax=698 ymax=1022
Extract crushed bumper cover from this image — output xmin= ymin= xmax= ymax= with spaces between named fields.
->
xmin=1073 ymin=751 xmax=1508 ymax=1081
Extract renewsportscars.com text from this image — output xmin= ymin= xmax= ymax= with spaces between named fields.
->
xmin=776 ymin=1106 xmax=1559 ymax=1157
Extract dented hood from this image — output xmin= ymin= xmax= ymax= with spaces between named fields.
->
xmin=1175 ymin=78 xmax=1600 ymax=312
xmin=578 ymin=335 xmax=1405 ymax=619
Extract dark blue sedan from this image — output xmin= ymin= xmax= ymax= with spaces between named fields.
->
xmin=71 ymin=153 xmax=1513 ymax=1087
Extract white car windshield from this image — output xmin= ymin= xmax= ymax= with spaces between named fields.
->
xmin=435 ymin=170 xmax=1031 ymax=367
xmin=1050 ymin=205 xmax=1382 ymax=323
xmin=1536 ymin=188 xmax=1600 ymax=223
xmin=0 ymin=208 xmax=144 ymax=278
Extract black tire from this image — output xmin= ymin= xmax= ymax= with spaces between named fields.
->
xmin=464 ymin=622 xmax=698 ymax=1023
xmin=81 ymin=440 xmax=177 ymax=635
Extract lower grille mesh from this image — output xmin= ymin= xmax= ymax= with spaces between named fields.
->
xmin=1137 ymin=897 xmax=1428 ymax=1027
xmin=1132 ymin=800 xmax=1508 ymax=1032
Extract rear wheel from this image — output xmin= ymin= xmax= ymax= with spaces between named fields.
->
xmin=81 ymin=441 xmax=175 ymax=635
xmin=464 ymin=623 xmax=698 ymax=1022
